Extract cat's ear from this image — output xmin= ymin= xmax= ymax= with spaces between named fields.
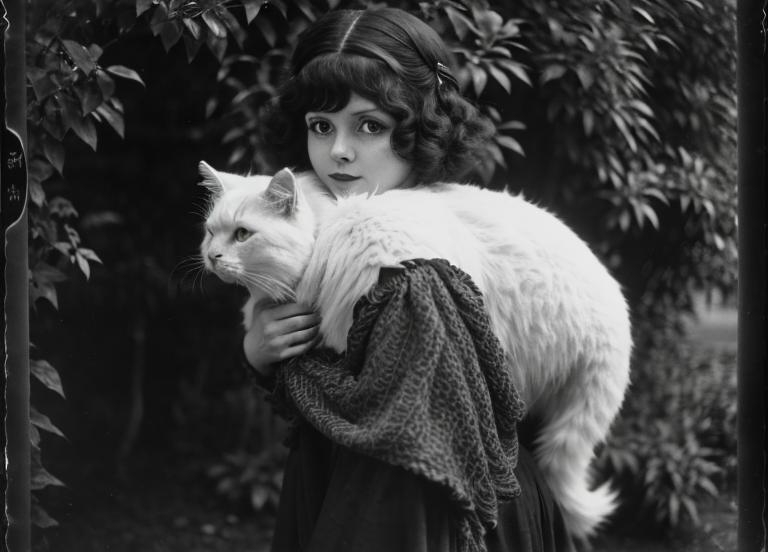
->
xmin=198 ymin=161 xmax=224 ymax=194
xmin=264 ymin=168 xmax=299 ymax=216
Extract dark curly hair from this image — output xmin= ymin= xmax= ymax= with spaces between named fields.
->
xmin=260 ymin=8 xmax=495 ymax=185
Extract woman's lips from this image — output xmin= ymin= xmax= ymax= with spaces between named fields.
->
xmin=328 ymin=173 xmax=360 ymax=182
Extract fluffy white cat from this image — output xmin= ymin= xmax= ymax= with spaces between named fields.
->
xmin=199 ymin=161 xmax=632 ymax=540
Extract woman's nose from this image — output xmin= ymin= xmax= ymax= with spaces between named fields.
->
xmin=330 ymin=132 xmax=354 ymax=163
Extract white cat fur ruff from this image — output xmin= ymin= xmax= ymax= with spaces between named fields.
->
xmin=199 ymin=163 xmax=632 ymax=541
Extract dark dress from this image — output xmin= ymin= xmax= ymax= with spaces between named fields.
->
xmin=270 ymin=422 xmax=574 ymax=552
xmin=250 ymin=260 xmax=575 ymax=552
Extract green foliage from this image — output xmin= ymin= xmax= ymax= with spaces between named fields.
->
xmin=510 ymin=0 xmax=737 ymax=334
xmin=206 ymin=445 xmax=287 ymax=512
xmin=595 ymin=346 xmax=737 ymax=529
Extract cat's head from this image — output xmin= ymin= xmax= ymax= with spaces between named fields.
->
xmin=198 ymin=161 xmax=320 ymax=302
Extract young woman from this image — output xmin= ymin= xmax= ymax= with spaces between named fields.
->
xmin=242 ymin=8 xmax=575 ymax=552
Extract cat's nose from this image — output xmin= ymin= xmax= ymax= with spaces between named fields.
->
xmin=208 ymin=253 xmax=222 ymax=264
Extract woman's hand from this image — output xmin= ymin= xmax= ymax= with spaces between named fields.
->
xmin=243 ymin=302 xmax=321 ymax=377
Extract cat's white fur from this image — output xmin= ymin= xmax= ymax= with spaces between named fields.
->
xmin=199 ymin=161 xmax=632 ymax=541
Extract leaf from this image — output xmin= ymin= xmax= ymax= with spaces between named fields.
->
xmin=250 ymin=486 xmax=269 ymax=509
xmin=582 ymin=109 xmax=594 ymax=136
xmin=96 ymin=103 xmax=125 ymax=138
xmin=30 ymin=424 xmax=41 ymax=447
xmin=269 ymin=0 xmax=288 ymax=19
xmin=680 ymin=496 xmax=700 ymax=525
xmin=486 ymin=64 xmax=511 ymax=93
xmin=217 ymin=8 xmax=247 ymax=48
xmin=294 ymin=0 xmax=316 ymax=21
xmin=160 ymin=20 xmax=184 ymax=51
xmin=202 ymin=10 xmax=227 ymax=38
xmin=183 ymin=17 xmax=202 ymax=40
xmin=496 ymin=59 xmax=531 ymax=87
xmin=497 ymin=120 xmax=525 ymax=131
xmin=254 ymin=16 xmax=276 ymax=47
xmin=668 ymin=493 xmax=680 ymax=526
xmin=445 ymin=7 xmax=475 ymax=41
xmin=472 ymin=7 xmax=503 ymax=37
xmin=87 ymin=43 xmax=103 ymax=61
xmin=30 ymin=406 xmax=66 ymax=438
xmin=636 ymin=118 xmax=660 ymax=144
xmin=468 ymin=64 xmax=487 ymax=97
xmin=487 ymin=142 xmax=506 ymax=168
xmin=206 ymin=33 xmax=228 ymax=62
xmin=31 ymin=273 xmax=58 ymax=308
xmin=78 ymin=248 xmax=103 ymax=264
xmin=136 ymin=0 xmax=154 ymax=16
xmin=628 ymin=99 xmax=654 ymax=118
xmin=75 ymin=251 xmax=91 ymax=279
xmin=183 ymin=33 xmax=204 ymax=63
xmin=540 ymin=64 xmax=566 ymax=85
xmin=31 ymin=503 xmax=59 ymax=528
xmin=150 ymin=1 xmax=169 ymax=36
xmin=109 ymin=96 xmax=124 ymax=113
xmin=28 ymin=158 xmax=54 ymax=189
xmin=640 ymin=203 xmax=659 ymax=229
xmin=31 ymin=466 xmax=66 ymax=490
xmin=31 ymin=359 xmax=66 ymax=398
xmin=70 ymin=114 xmax=98 ymax=151
xmin=79 ymin=76 xmax=106 ymax=114
xmin=611 ymin=112 xmax=638 ymax=152
xmin=618 ymin=210 xmax=631 ymax=231
xmin=495 ymin=134 xmax=525 ymax=156
xmin=575 ymin=65 xmax=594 ymax=90
xmin=48 ymin=196 xmax=79 ymax=218
xmin=105 ymin=65 xmax=146 ymax=87
xmin=242 ymin=0 xmax=262 ymax=24
xmin=61 ymin=39 xmax=97 ymax=75
xmin=31 ymin=75 xmax=58 ymax=101
xmin=698 ymin=477 xmax=719 ymax=497
xmin=632 ymin=6 xmax=655 ymax=24
xmin=41 ymin=134 xmax=65 ymax=174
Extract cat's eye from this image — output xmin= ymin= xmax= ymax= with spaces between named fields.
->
xmin=233 ymin=227 xmax=252 ymax=242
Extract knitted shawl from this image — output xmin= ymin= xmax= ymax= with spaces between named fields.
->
xmin=274 ymin=259 xmax=526 ymax=552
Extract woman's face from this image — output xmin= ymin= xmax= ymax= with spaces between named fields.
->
xmin=305 ymin=93 xmax=415 ymax=197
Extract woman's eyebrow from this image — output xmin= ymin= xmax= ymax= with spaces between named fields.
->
xmin=351 ymin=108 xmax=382 ymax=116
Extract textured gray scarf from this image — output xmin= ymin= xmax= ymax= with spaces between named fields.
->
xmin=274 ymin=259 xmax=526 ymax=552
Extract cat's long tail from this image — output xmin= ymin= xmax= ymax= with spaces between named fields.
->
xmin=531 ymin=342 xmax=630 ymax=541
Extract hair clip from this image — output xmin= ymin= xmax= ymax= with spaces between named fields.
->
xmin=436 ymin=62 xmax=457 ymax=91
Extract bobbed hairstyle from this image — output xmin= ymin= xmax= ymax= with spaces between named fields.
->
xmin=260 ymin=8 xmax=495 ymax=185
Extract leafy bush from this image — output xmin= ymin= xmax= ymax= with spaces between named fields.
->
xmin=596 ymin=345 xmax=737 ymax=530
xmin=206 ymin=445 xmax=287 ymax=513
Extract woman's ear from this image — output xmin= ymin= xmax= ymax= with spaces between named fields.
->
xmin=198 ymin=161 xmax=225 ymax=194
xmin=264 ymin=168 xmax=300 ymax=215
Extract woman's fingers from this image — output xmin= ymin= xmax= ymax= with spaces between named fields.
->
xmin=276 ymin=324 xmax=320 ymax=350
xmin=270 ymin=302 xmax=316 ymax=320
xmin=280 ymin=333 xmax=322 ymax=361
xmin=267 ymin=313 xmax=321 ymax=337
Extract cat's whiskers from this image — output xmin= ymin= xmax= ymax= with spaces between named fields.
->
xmin=189 ymin=198 xmax=212 ymax=220
xmin=241 ymin=270 xmax=296 ymax=302
xmin=171 ymin=254 xmax=208 ymax=293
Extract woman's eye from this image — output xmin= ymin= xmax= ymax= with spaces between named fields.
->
xmin=308 ymin=120 xmax=332 ymax=135
xmin=360 ymin=119 xmax=385 ymax=134
xmin=234 ymin=227 xmax=252 ymax=242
